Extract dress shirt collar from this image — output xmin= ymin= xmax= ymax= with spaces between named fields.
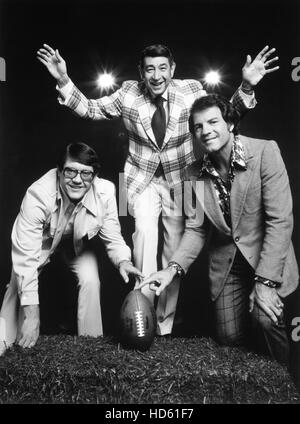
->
xmin=149 ymin=87 xmax=168 ymax=104
xmin=161 ymin=89 xmax=168 ymax=102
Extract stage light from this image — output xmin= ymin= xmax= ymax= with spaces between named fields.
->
xmin=204 ymin=71 xmax=220 ymax=85
xmin=97 ymin=73 xmax=115 ymax=90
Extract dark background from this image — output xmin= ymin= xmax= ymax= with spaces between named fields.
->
xmin=0 ymin=0 xmax=299 ymax=336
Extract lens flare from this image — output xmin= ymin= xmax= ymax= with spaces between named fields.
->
xmin=97 ymin=73 xmax=115 ymax=89
xmin=204 ymin=71 xmax=221 ymax=85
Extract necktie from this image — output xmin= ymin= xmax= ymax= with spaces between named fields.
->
xmin=151 ymin=96 xmax=166 ymax=148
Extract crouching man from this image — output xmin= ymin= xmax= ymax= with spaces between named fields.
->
xmin=138 ymin=94 xmax=299 ymax=364
xmin=0 ymin=142 xmax=142 ymax=354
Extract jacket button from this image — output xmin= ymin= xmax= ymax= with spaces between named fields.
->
xmin=228 ymin=258 xmax=232 ymax=263
xmin=235 ymin=236 xmax=240 ymax=242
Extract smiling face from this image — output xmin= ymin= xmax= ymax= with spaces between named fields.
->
xmin=140 ymin=56 xmax=176 ymax=98
xmin=192 ymin=106 xmax=234 ymax=156
xmin=58 ymin=158 xmax=95 ymax=203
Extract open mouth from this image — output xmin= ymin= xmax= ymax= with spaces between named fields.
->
xmin=69 ymin=185 xmax=83 ymax=190
xmin=150 ymin=81 xmax=164 ymax=88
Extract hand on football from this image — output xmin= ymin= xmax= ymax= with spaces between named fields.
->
xmin=119 ymin=260 xmax=144 ymax=283
xmin=136 ymin=267 xmax=177 ymax=296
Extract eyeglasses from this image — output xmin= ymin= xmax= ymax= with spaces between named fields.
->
xmin=63 ymin=167 xmax=94 ymax=182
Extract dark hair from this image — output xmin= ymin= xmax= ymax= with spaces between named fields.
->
xmin=188 ymin=94 xmax=240 ymax=135
xmin=57 ymin=142 xmax=100 ymax=175
xmin=139 ymin=44 xmax=174 ymax=68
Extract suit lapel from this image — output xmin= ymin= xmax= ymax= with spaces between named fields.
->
xmin=189 ymin=136 xmax=258 ymax=235
xmin=203 ymin=178 xmax=231 ymax=235
xmin=136 ymin=94 xmax=157 ymax=146
xmin=188 ymin=170 xmax=231 ymax=235
xmin=163 ymin=82 xmax=184 ymax=147
xmin=230 ymin=136 xmax=256 ymax=232
xmin=73 ymin=185 xmax=104 ymax=254
xmin=136 ymin=81 xmax=184 ymax=149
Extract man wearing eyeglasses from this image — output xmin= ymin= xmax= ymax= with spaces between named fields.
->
xmin=0 ymin=142 xmax=142 ymax=354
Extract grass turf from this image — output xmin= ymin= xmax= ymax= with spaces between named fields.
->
xmin=0 ymin=335 xmax=299 ymax=404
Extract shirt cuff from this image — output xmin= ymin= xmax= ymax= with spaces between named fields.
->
xmin=19 ymin=291 xmax=39 ymax=306
xmin=56 ymin=79 xmax=74 ymax=105
xmin=238 ymin=85 xmax=257 ymax=109
xmin=117 ymin=256 xmax=132 ymax=267
xmin=118 ymin=258 xmax=133 ymax=267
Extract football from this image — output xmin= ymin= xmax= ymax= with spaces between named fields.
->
xmin=119 ymin=289 xmax=157 ymax=351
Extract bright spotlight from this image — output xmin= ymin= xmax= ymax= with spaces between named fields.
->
xmin=204 ymin=71 xmax=221 ymax=85
xmin=97 ymin=73 xmax=115 ymax=90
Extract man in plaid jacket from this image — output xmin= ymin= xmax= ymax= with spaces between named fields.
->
xmin=37 ymin=43 xmax=279 ymax=335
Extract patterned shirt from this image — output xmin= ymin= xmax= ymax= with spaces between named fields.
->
xmin=199 ymin=136 xmax=247 ymax=227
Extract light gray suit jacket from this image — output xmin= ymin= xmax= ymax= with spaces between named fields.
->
xmin=0 ymin=170 xmax=131 ymax=345
xmin=171 ymin=136 xmax=299 ymax=300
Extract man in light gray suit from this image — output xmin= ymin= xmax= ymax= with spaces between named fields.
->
xmin=0 ymin=142 xmax=142 ymax=355
xmin=139 ymin=94 xmax=299 ymax=364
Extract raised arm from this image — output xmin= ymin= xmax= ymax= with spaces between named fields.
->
xmin=37 ymin=43 xmax=124 ymax=120
xmin=241 ymin=45 xmax=279 ymax=93
xmin=230 ymin=45 xmax=279 ymax=115
xmin=37 ymin=43 xmax=70 ymax=88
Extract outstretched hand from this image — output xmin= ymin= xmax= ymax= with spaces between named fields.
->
xmin=242 ymin=45 xmax=279 ymax=87
xmin=37 ymin=43 xmax=69 ymax=85
xmin=118 ymin=260 xmax=144 ymax=284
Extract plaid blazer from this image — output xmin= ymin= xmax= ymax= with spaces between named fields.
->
xmin=60 ymin=79 xmax=250 ymax=203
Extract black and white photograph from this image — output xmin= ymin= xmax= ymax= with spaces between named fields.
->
xmin=0 ymin=0 xmax=299 ymax=407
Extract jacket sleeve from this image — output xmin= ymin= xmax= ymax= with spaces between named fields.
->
xmin=98 ymin=183 xmax=131 ymax=267
xmin=56 ymin=79 xmax=130 ymax=120
xmin=255 ymin=140 xmax=294 ymax=283
xmin=11 ymin=184 xmax=49 ymax=306
xmin=171 ymin=219 xmax=207 ymax=274
xmin=170 ymin=181 xmax=209 ymax=273
xmin=230 ymin=86 xmax=257 ymax=116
